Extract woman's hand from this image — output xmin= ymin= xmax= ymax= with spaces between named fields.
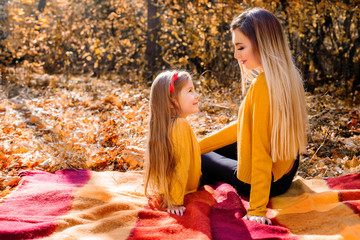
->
xmin=243 ymin=214 xmax=272 ymax=225
xmin=166 ymin=205 xmax=186 ymax=216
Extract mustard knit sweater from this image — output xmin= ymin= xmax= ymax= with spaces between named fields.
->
xmin=199 ymin=72 xmax=294 ymax=217
xmin=170 ymin=118 xmax=202 ymax=206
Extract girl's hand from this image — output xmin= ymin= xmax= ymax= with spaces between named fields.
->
xmin=166 ymin=205 xmax=186 ymax=216
xmin=243 ymin=214 xmax=272 ymax=225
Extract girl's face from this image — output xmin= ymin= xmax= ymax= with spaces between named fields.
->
xmin=177 ymin=80 xmax=200 ymax=118
xmin=232 ymin=29 xmax=262 ymax=70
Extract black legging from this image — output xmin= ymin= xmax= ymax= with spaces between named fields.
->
xmin=200 ymin=142 xmax=299 ymax=197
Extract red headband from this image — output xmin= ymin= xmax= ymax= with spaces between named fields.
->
xmin=169 ymin=73 xmax=179 ymax=93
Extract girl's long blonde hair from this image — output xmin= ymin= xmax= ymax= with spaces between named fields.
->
xmin=144 ymin=70 xmax=191 ymax=208
xmin=231 ymin=8 xmax=308 ymax=162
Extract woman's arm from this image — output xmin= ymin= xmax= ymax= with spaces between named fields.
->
xmin=199 ymin=121 xmax=238 ymax=154
xmin=246 ymin=75 xmax=273 ymax=220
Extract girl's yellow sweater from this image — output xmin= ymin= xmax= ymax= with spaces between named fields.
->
xmin=199 ymin=72 xmax=294 ymax=217
xmin=170 ymin=118 xmax=202 ymax=206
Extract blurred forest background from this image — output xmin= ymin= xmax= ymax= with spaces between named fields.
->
xmin=0 ymin=0 xmax=360 ymax=198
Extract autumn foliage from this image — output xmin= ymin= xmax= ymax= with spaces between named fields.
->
xmin=0 ymin=0 xmax=359 ymax=93
xmin=0 ymin=1 xmax=360 ymax=199
xmin=1 ymin=69 xmax=360 ymax=199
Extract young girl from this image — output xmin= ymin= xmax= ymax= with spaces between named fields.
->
xmin=200 ymin=8 xmax=308 ymax=225
xmin=144 ymin=70 xmax=201 ymax=216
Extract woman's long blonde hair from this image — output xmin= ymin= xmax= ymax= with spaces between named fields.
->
xmin=144 ymin=70 xmax=191 ymax=208
xmin=231 ymin=8 xmax=308 ymax=162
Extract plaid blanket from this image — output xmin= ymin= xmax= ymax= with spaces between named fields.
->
xmin=1 ymin=169 xmax=359 ymax=239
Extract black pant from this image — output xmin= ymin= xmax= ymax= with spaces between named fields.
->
xmin=200 ymin=142 xmax=299 ymax=197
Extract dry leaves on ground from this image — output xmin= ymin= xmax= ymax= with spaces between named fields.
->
xmin=0 ymin=70 xmax=359 ymax=199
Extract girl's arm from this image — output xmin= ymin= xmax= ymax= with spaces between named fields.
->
xmin=199 ymin=121 xmax=237 ymax=154
xmin=169 ymin=118 xmax=201 ymax=208
xmin=167 ymin=205 xmax=186 ymax=216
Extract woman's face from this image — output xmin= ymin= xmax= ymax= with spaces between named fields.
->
xmin=232 ymin=29 xmax=262 ymax=70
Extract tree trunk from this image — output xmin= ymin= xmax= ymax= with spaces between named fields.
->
xmin=0 ymin=0 xmax=8 ymax=42
xmin=38 ymin=0 xmax=47 ymax=13
xmin=145 ymin=0 xmax=160 ymax=82
xmin=352 ymin=61 xmax=360 ymax=91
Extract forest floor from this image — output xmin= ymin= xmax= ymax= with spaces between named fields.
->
xmin=1 ymin=68 xmax=360 ymax=199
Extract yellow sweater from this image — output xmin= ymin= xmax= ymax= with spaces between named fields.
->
xmin=170 ymin=118 xmax=202 ymax=206
xmin=199 ymin=73 xmax=294 ymax=217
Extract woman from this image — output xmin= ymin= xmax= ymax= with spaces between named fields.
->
xmin=200 ymin=8 xmax=308 ymax=225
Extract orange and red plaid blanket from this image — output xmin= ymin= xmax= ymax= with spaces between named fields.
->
xmin=1 ymin=169 xmax=359 ymax=239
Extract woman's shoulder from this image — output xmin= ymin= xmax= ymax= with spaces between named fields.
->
xmin=252 ymin=72 xmax=267 ymax=87
xmin=248 ymin=72 xmax=270 ymax=103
